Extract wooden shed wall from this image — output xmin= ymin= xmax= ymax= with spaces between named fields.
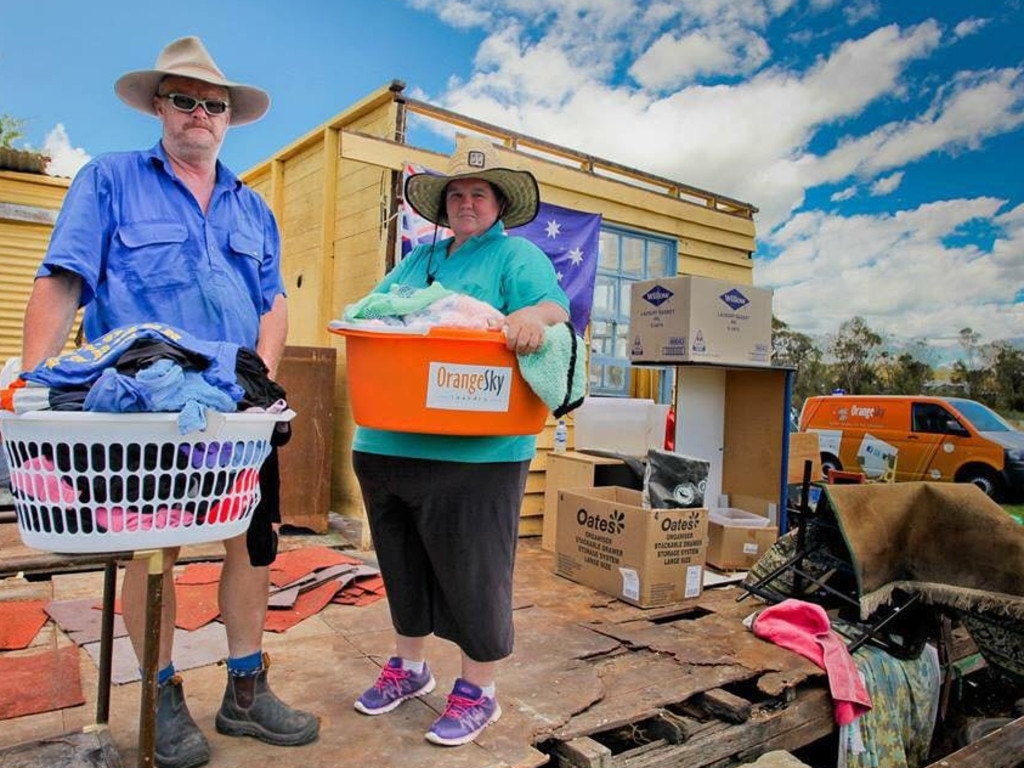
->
xmin=242 ymin=88 xmax=405 ymax=534
xmin=0 ymin=171 xmax=70 ymax=367
xmin=241 ymin=85 xmax=761 ymax=539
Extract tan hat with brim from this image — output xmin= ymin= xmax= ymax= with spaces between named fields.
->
xmin=115 ymin=36 xmax=269 ymax=126
xmin=405 ymin=136 xmax=540 ymax=229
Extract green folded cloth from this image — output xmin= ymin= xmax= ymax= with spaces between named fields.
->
xmin=517 ymin=322 xmax=586 ymax=418
xmin=344 ymin=282 xmax=453 ymax=321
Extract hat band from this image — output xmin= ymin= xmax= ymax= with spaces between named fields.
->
xmin=162 ymin=63 xmax=229 ymax=85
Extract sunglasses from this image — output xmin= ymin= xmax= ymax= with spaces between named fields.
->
xmin=161 ymin=93 xmax=230 ymax=116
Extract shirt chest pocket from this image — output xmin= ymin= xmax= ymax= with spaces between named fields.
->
xmin=227 ymin=231 xmax=263 ymax=269
xmin=114 ymin=222 xmax=194 ymax=293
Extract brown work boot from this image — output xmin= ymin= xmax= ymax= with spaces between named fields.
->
xmin=155 ymin=675 xmax=211 ymax=768
xmin=214 ymin=653 xmax=320 ymax=746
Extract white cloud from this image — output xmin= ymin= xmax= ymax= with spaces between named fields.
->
xmin=757 ymin=197 xmax=1020 ymax=346
xmin=811 ymin=67 xmax=1024 ymax=186
xmin=869 ymin=171 xmax=903 ymax=196
xmin=953 ymin=17 xmax=990 ymax=39
xmin=43 ymin=124 xmax=90 ymax=179
xmin=407 ymin=0 xmax=491 ymax=28
xmin=630 ymin=25 xmax=770 ymax=89
xmin=427 ymin=18 xmax=948 ymax=232
xmin=407 ymin=0 xmax=1023 ymax=349
xmin=842 ymin=0 xmax=879 ymax=26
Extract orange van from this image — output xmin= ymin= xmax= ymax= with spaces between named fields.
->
xmin=798 ymin=394 xmax=1024 ymax=501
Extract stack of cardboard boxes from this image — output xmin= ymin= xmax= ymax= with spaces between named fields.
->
xmin=551 ymin=275 xmax=783 ymax=607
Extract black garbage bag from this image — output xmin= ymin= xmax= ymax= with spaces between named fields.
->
xmin=643 ymin=448 xmax=710 ymax=508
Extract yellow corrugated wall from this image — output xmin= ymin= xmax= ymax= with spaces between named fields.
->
xmin=0 ymin=218 xmax=55 ymax=366
xmin=0 ymin=171 xmax=70 ymax=369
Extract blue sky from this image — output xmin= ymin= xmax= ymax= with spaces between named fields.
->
xmin=2 ymin=0 xmax=1022 ymax=364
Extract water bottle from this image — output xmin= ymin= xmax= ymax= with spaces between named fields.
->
xmin=553 ymin=419 xmax=568 ymax=454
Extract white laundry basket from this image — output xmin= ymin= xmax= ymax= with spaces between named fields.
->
xmin=0 ymin=409 xmax=294 ymax=553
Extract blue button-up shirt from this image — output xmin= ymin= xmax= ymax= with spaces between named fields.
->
xmin=39 ymin=142 xmax=284 ymax=348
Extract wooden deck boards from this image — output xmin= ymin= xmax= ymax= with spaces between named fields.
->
xmin=0 ymin=527 xmax=836 ymax=768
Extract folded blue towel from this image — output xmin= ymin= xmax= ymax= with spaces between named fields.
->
xmin=134 ymin=358 xmax=184 ymax=406
xmin=83 ymin=367 xmax=154 ymax=413
xmin=517 ymin=322 xmax=586 ymax=418
xmin=136 ymin=359 xmax=237 ymax=434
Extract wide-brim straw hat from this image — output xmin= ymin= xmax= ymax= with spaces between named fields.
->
xmin=405 ymin=137 xmax=540 ymax=229
xmin=115 ymin=36 xmax=269 ymax=126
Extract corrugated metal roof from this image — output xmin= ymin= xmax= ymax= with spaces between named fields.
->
xmin=0 ymin=147 xmax=49 ymax=174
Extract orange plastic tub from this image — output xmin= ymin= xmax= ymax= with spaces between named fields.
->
xmin=329 ymin=324 xmax=549 ymax=436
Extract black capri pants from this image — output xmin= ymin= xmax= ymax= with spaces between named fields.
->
xmin=353 ymin=451 xmax=530 ymax=662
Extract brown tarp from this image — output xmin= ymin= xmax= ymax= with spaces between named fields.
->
xmin=824 ymin=482 xmax=1024 ymax=618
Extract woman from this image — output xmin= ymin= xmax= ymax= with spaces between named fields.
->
xmin=351 ymin=136 xmax=569 ymax=746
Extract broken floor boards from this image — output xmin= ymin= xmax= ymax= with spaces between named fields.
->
xmin=923 ymin=715 xmax=1024 ymax=768
xmin=0 ymin=729 xmax=123 ymax=768
xmin=0 ymin=532 xmax=835 ymax=768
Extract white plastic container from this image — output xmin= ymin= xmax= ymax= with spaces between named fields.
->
xmin=573 ymin=397 xmax=669 ymax=456
xmin=0 ymin=409 xmax=293 ymax=553
xmin=707 ymin=507 xmax=772 ymax=527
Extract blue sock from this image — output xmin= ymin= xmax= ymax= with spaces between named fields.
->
xmin=157 ymin=662 xmax=175 ymax=685
xmin=227 ymin=650 xmax=263 ymax=677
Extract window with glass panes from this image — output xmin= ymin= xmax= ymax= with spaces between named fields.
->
xmin=589 ymin=227 xmax=676 ymax=398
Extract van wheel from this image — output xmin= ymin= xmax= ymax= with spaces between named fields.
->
xmin=820 ymin=453 xmax=842 ymax=477
xmin=956 ymin=467 xmax=1004 ymax=501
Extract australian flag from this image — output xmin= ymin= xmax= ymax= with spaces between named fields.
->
xmin=400 ymin=163 xmax=452 ymax=258
xmin=400 ymin=165 xmax=601 ymax=334
xmin=509 ymin=202 xmax=601 ymax=334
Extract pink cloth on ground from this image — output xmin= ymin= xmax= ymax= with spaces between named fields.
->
xmin=752 ymin=598 xmax=872 ymax=725
xmin=94 ymin=506 xmax=194 ymax=532
xmin=10 ymin=456 xmax=78 ymax=504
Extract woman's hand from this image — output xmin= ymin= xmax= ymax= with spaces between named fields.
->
xmin=497 ymin=302 xmax=570 ymax=354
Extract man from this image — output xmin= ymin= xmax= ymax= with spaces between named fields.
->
xmin=20 ymin=36 xmax=319 ymax=768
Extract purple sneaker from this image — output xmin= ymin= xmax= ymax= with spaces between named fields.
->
xmin=425 ymin=678 xmax=502 ymax=746
xmin=354 ymin=657 xmax=436 ymax=715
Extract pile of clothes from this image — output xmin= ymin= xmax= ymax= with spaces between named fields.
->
xmin=0 ymin=322 xmax=289 ymax=537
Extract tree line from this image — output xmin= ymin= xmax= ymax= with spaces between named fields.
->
xmin=772 ymin=316 xmax=1024 ymax=419
xmin=0 ymin=114 xmax=26 ymax=148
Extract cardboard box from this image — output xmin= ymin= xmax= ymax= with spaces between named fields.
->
xmin=555 ymin=486 xmax=708 ymax=608
xmin=629 ymin=276 xmax=772 ymax=366
xmin=787 ymin=431 xmax=823 ymax=484
xmin=705 ymin=507 xmax=778 ymax=571
xmin=542 ymin=451 xmax=644 ymax=552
